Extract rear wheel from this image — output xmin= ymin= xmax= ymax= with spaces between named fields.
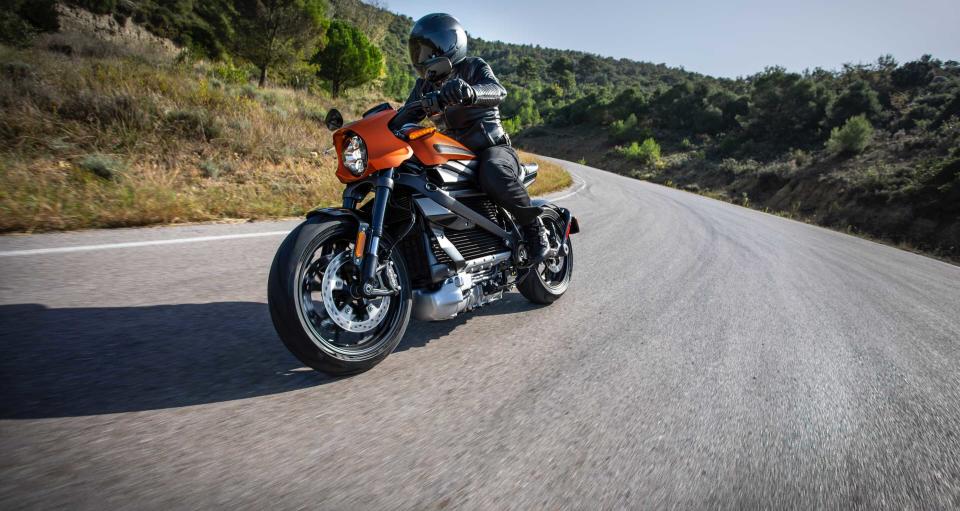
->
xmin=268 ymin=216 xmax=412 ymax=375
xmin=517 ymin=208 xmax=573 ymax=304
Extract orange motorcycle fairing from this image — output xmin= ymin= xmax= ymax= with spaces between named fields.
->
xmin=407 ymin=130 xmax=476 ymax=166
xmin=333 ymin=109 xmax=413 ymax=184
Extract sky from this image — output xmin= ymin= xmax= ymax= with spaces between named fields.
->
xmin=379 ymin=0 xmax=960 ymax=78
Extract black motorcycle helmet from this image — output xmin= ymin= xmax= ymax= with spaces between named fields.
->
xmin=408 ymin=13 xmax=467 ymax=80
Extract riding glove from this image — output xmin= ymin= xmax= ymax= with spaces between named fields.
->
xmin=441 ymin=78 xmax=476 ymax=106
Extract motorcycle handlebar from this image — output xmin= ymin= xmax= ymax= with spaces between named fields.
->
xmin=418 ymin=91 xmax=444 ymax=116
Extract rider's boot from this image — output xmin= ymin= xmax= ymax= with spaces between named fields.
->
xmin=521 ymin=218 xmax=550 ymax=268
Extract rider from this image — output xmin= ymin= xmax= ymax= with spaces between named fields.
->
xmin=393 ymin=13 xmax=550 ymax=266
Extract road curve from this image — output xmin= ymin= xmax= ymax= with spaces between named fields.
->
xmin=1 ymin=159 xmax=959 ymax=509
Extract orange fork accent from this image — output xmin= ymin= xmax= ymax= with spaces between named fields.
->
xmin=354 ymin=229 xmax=367 ymax=259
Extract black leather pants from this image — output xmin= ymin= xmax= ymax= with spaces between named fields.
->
xmin=476 ymin=145 xmax=542 ymax=226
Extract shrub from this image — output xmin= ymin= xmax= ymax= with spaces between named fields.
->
xmin=163 ymin=108 xmax=222 ymax=141
xmin=719 ymin=158 xmax=761 ymax=175
xmin=299 ymin=106 xmax=326 ymax=124
xmin=827 ymin=80 xmax=881 ymax=127
xmin=1 ymin=60 xmax=33 ymax=81
xmin=790 ymin=148 xmax=812 ymax=167
xmin=209 ymin=61 xmax=251 ymax=85
xmin=617 ymin=138 xmax=661 ymax=166
xmin=199 ymin=160 xmax=220 ymax=179
xmin=609 ymin=113 xmax=637 ymax=142
xmin=59 ymin=91 xmax=151 ymax=129
xmin=0 ymin=0 xmax=58 ymax=47
xmin=826 ymin=115 xmax=874 ymax=156
xmin=79 ymin=153 xmax=123 ymax=180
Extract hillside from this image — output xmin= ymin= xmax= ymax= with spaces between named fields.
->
xmin=333 ymin=0 xmax=959 ymax=259
xmin=1 ymin=1 xmax=957 ymax=258
xmin=0 ymin=4 xmax=568 ymax=231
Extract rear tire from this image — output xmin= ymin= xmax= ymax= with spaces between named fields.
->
xmin=268 ymin=216 xmax=412 ymax=375
xmin=517 ymin=208 xmax=573 ymax=305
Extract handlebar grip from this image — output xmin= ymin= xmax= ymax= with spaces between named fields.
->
xmin=420 ymin=91 xmax=444 ymax=116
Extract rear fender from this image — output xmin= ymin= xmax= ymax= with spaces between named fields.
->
xmin=531 ymin=201 xmax=580 ymax=235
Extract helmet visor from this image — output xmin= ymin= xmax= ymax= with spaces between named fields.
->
xmin=409 ymin=38 xmax=440 ymax=75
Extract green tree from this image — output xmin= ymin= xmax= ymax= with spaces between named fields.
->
xmin=0 ymin=0 xmax=58 ymax=46
xmin=549 ymin=56 xmax=574 ymax=76
xmin=606 ymin=88 xmax=649 ymax=122
xmin=825 ymin=114 xmax=874 ymax=156
xmin=577 ymin=54 xmax=601 ymax=78
xmin=233 ymin=0 xmax=328 ymax=87
xmin=827 ymin=80 xmax=881 ymax=127
xmin=515 ymin=56 xmax=542 ymax=82
xmin=742 ymin=67 xmax=832 ymax=147
xmin=650 ymin=81 xmax=725 ymax=134
xmin=892 ymin=55 xmax=938 ymax=88
xmin=556 ymin=70 xmax=576 ymax=93
xmin=501 ymin=86 xmax=541 ymax=133
xmin=312 ymin=19 xmax=383 ymax=97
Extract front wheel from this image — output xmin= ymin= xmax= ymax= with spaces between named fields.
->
xmin=268 ymin=216 xmax=412 ymax=375
xmin=517 ymin=208 xmax=573 ymax=304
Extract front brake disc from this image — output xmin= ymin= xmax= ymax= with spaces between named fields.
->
xmin=321 ymin=252 xmax=391 ymax=333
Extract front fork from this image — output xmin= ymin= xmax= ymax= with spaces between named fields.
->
xmin=349 ymin=168 xmax=395 ymax=298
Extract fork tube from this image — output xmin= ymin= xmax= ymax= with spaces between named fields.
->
xmin=360 ymin=168 xmax=395 ymax=296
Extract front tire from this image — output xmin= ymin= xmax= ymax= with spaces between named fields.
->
xmin=268 ymin=216 xmax=412 ymax=375
xmin=517 ymin=208 xmax=573 ymax=304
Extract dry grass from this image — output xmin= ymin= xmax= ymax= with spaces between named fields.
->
xmin=0 ymin=40 xmax=352 ymax=232
xmin=519 ymin=150 xmax=573 ymax=196
xmin=0 ymin=38 xmax=570 ymax=233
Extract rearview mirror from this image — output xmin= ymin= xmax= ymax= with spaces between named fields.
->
xmin=324 ymin=109 xmax=343 ymax=131
xmin=423 ymin=57 xmax=453 ymax=82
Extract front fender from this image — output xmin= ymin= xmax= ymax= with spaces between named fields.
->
xmin=305 ymin=207 xmax=369 ymax=224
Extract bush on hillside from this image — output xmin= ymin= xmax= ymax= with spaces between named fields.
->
xmin=1 ymin=0 xmax=59 ymax=46
xmin=163 ymin=108 xmax=223 ymax=141
xmin=827 ymin=80 xmax=882 ymax=127
xmin=79 ymin=153 xmax=124 ymax=180
xmin=826 ymin=115 xmax=874 ymax=156
xmin=617 ymin=138 xmax=661 ymax=166
xmin=609 ymin=113 xmax=638 ymax=142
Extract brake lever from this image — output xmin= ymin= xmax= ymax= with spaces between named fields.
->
xmin=420 ymin=91 xmax=444 ymax=116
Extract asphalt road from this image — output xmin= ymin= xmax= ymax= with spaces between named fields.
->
xmin=2 ymin=159 xmax=959 ymax=510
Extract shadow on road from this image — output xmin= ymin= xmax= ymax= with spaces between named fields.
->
xmin=0 ymin=296 xmax=540 ymax=419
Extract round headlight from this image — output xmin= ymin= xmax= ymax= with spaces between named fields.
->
xmin=342 ymin=135 xmax=367 ymax=176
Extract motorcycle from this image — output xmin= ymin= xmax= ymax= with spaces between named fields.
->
xmin=268 ymin=59 xmax=579 ymax=375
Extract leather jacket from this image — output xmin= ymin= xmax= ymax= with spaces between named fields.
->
xmin=392 ymin=57 xmax=508 ymax=152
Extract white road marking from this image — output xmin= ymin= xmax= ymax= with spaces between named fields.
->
xmin=548 ymin=172 xmax=586 ymax=201
xmin=1 ymin=166 xmax=590 ymax=258
xmin=0 ymin=231 xmax=289 ymax=257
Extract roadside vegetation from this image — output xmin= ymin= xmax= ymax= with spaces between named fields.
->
xmin=2 ymin=0 xmax=955 ymax=258
xmin=0 ymin=2 xmax=569 ymax=232
xmin=518 ymin=151 xmax=573 ymax=197
xmin=516 ymin=61 xmax=960 ymax=259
